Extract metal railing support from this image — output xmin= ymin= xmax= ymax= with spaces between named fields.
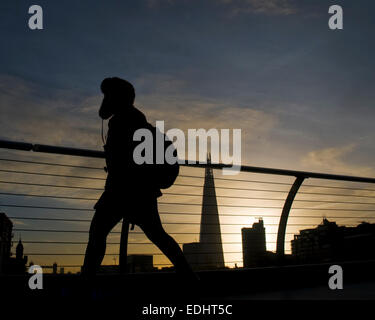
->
xmin=3 ymin=138 xmax=375 ymax=267
xmin=119 ymin=218 xmax=130 ymax=273
xmin=2 ymin=139 xmax=375 ymax=184
xmin=0 ymin=140 xmax=33 ymax=151
xmin=276 ymin=176 xmax=305 ymax=259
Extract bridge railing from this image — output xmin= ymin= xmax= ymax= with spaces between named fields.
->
xmin=1 ymin=139 xmax=375 ymax=274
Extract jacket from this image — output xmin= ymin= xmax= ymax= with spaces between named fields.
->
xmin=103 ymin=105 xmax=162 ymax=198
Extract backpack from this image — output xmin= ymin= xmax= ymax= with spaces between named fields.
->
xmin=144 ymin=123 xmax=180 ymax=189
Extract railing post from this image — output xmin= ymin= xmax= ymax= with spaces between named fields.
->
xmin=119 ymin=218 xmax=130 ymax=273
xmin=276 ymin=176 xmax=305 ymax=261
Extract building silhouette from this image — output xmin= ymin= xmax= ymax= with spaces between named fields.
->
xmin=242 ymin=219 xmax=267 ymax=267
xmin=16 ymin=238 xmax=24 ymax=260
xmin=292 ymin=218 xmax=375 ymax=263
xmin=6 ymin=237 xmax=28 ymax=274
xmin=97 ymin=254 xmax=155 ymax=273
xmin=127 ymin=254 xmax=154 ymax=273
xmin=0 ymin=212 xmax=13 ymax=274
xmin=0 ymin=212 xmax=28 ymax=274
xmin=183 ymin=155 xmax=225 ymax=270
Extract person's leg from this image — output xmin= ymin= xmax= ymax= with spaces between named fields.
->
xmin=137 ymin=198 xmax=197 ymax=279
xmin=82 ymin=206 xmax=121 ymax=276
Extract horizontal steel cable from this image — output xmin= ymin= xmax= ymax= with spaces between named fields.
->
xmin=12 ymin=228 xmax=298 ymax=234
xmin=0 ymin=158 xmax=103 ymax=170
xmin=0 ymin=168 xmax=105 ymax=180
xmin=25 ymin=251 xmax=244 ymax=256
xmin=38 ymin=261 xmax=244 ymax=267
xmin=2 ymin=191 xmax=375 ymax=205
xmin=2 ymin=178 xmax=375 ymax=199
xmin=8 ymin=216 xmax=333 ymax=226
xmin=21 ymin=240 xmax=255 ymax=245
xmin=2 ymin=203 xmax=375 ymax=212
xmin=2 ymin=157 xmax=375 ymax=191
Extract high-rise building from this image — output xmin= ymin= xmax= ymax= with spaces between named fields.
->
xmin=183 ymin=155 xmax=225 ymax=270
xmin=242 ymin=219 xmax=267 ymax=268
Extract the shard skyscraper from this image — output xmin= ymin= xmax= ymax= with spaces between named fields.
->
xmin=183 ymin=155 xmax=225 ymax=269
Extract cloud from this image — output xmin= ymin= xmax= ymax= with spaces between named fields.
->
xmin=301 ymin=144 xmax=375 ymax=176
xmin=145 ymin=0 xmax=297 ymax=15
xmin=3 ymin=73 xmax=373 ymax=176
xmin=135 ymin=79 xmax=278 ymax=163
xmin=0 ymin=74 xmax=103 ymax=149
xmin=222 ymin=0 xmax=297 ymax=16
xmin=134 ymin=73 xmax=276 ymax=130
xmin=0 ymin=73 xmax=277 ymax=162
xmin=146 ymin=0 xmax=175 ymax=8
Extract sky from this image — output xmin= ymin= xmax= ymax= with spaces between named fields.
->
xmin=1 ymin=0 xmax=375 ymax=272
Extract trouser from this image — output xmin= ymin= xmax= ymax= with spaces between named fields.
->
xmin=82 ymin=196 xmax=194 ymax=276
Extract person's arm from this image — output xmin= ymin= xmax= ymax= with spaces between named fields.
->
xmin=104 ymin=117 xmax=133 ymax=175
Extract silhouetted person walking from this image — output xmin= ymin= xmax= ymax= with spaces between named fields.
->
xmin=82 ymin=77 xmax=197 ymax=280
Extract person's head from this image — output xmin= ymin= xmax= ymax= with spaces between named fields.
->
xmin=99 ymin=77 xmax=135 ymax=119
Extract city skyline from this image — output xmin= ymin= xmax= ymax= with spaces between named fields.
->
xmin=3 ymin=204 xmax=375 ymax=273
